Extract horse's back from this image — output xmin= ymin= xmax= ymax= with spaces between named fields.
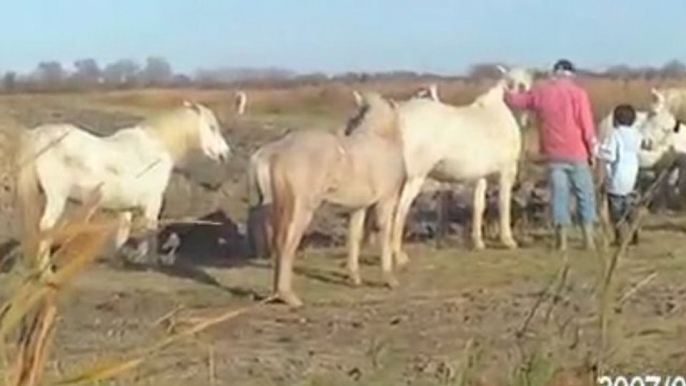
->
xmin=269 ymin=129 xmax=404 ymax=207
xmin=25 ymin=122 xmax=173 ymax=209
xmin=398 ymin=98 xmax=521 ymax=178
xmin=24 ymin=123 xmax=84 ymax=150
xmin=269 ymin=130 xmax=341 ymax=175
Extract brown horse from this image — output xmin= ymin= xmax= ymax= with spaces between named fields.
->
xmin=265 ymin=92 xmax=405 ymax=307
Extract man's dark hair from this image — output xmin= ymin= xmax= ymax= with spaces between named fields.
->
xmin=553 ymin=59 xmax=575 ymax=73
xmin=613 ymin=104 xmax=636 ymax=127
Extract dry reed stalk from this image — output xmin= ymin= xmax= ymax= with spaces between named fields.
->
xmin=53 ymin=296 xmax=274 ymax=385
xmin=208 ymin=344 xmax=216 ymax=386
xmin=6 ymin=231 xmax=114 ymax=386
xmin=595 ymin=163 xmax=675 ymax=374
xmin=617 ymin=271 xmax=657 ymax=306
xmin=0 ymin=179 xmax=118 ymax=386
xmin=10 ymin=293 xmax=57 ymax=386
xmin=516 ymin=257 xmax=570 ymax=338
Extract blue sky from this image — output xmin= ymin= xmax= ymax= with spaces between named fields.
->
xmin=1 ymin=0 xmax=684 ymax=75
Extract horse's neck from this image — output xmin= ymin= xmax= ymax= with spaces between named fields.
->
xmin=474 ymin=81 xmax=507 ymax=106
xmin=347 ymin=119 xmax=402 ymax=145
xmin=141 ymin=125 xmax=189 ymax=163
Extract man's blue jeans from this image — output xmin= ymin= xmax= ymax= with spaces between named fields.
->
xmin=547 ymin=161 xmax=597 ymax=226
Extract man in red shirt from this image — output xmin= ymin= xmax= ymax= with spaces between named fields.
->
xmin=504 ymin=59 xmax=598 ymax=251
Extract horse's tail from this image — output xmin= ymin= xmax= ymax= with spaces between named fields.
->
xmin=268 ymin=155 xmax=295 ymax=260
xmin=16 ymin=135 xmax=43 ymax=260
xmin=246 ymin=151 xmax=272 ymax=258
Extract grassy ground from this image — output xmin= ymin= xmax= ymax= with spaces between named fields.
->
xmin=11 ymin=221 xmax=682 ymax=385
xmin=0 ymin=80 xmax=685 ymax=385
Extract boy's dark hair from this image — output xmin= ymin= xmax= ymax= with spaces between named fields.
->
xmin=613 ymin=104 xmax=636 ymax=127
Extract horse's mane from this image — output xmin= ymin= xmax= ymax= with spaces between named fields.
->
xmin=473 ymin=80 xmax=507 ymax=107
xmin=343 ymin=104 xmax=370 ymax=135
xmin=346 ymin=93 xmax=401 ymax=143
xmin=140 ymin=105 xmax=201 ymax=161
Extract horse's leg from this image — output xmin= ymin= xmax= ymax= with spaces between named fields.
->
xmin=113 ymin=211 xmax=133 ymax=264
xmin=361 ymin=207 xmax=378 ymax=248
xmin=264 ymin=205 xmax=274 ymax=260
xmin=114 ymin=212 xmax=133 ymax=249
xmin=246 ymin=205 xmax=260 ymax=259
xmin=471 ymin=178 xmax=487 ymax=250
xmin=376 ymin=196 xmax=400 ymax=288
xmin=37 ymin=187 xmax=68 ymax=274
xmin=274 ymin=201 xmax=313 ymax=307
xmin=140 ymin=196 xmax=163 ymax=267
xmin=247 ymin=204 xmax=271 ymax=259
xmin=498 ymin=167 xmax=518 ymax=249
xmin=347 ymin=208 xmax=366 ymax=286
xmin=391 ymin=176 xmax=426 ymax=268
xmin=435 ymin=189 xmax=450 ymax=249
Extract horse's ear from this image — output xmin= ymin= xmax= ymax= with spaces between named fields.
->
xmin=651 ymin=88 xmax=665 ymax=106
xmin=496 ymin=65 xmax=507 ymax=74
xmin=183 ymin=100 xmax=202 ymax=114
xmin=429 ymin=84 xmax=440 ymax=102
xmin=352 ymin=90 xmax=363 ymax=107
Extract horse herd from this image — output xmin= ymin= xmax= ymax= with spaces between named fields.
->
xmin=13 ymin=66 xmax=686 ymax=308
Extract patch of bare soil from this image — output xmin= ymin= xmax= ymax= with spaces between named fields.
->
xmin=43 ymin=221 xmax=686 ymax=386
xmin=2 ymin=98 xmax=685 ymax=385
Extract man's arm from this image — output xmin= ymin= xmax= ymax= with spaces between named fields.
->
xmin=576 ymin=90 xmax=598 ymax=158
xmin=504 ymin=89 xmax=536 ymax=110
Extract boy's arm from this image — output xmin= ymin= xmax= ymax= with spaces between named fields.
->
xmin=597 ymin=132 xmax=618 ymax=163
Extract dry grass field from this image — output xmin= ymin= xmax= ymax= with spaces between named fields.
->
xmin=0 ymin=76 xmax=685 ymax=385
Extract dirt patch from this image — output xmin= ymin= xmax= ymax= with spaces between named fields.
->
xmin=2 ymin=93 xmax=686 ymax=385
xmin=33 ymin=225 xmax=686 ymax=385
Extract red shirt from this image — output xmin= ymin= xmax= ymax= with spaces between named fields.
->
xmin=505 ymin=77 xmax=597 ymax=163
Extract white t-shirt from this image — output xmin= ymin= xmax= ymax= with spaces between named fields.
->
xmin=597 ymin=125 xmax=643 ymax=196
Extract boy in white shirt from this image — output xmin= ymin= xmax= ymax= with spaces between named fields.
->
xmin=598 ymin=104 xmax=643 ymax=245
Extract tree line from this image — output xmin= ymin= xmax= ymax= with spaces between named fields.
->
xmin=2 ymin=57 xmax=686 ymax=93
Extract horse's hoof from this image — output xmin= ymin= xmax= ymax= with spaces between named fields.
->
xmin=502 ymin=239 xmax=518 ymax=249
xmin=348 ymin=273 xmax=362 ymax=287
xmin=383 ymin=274 xmax=399 ymax=289
xmin=472 ymin=241 xmax=486 ymax=251
xmin=395 ymin=252 xmax=410 ymax=270
xmin=276 ymin=291 xmax=304 ymax=308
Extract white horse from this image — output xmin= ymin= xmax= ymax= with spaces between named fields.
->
xmin=235 ymin=91 xmax=247 ymax=115
xmin=16 ymin=101 xmax=231 ymax=273
xmin=638 ymin=89 xmax=686 ymax=198
xmin=390 ymin=75 xmax=524 ymax=267
xmin=641 ymin=89 xmax=686 ymax=156
xmin=651 ymin=87 xmax=686 ymax=118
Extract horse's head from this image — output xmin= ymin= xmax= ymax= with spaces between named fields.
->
xmin=642 ymin=91 xmax=682 ymax=152
xmin=345 ymin=91 xmax=399 ymax=141
xmin=650 ymin=87 xmax=667 ymax=112
xmin=650 ymin=87 xmax=686 ymax=116
xmin=497 ymin=65 xmax=535 ymax=127
xmin=187 ymin=101 xmax=231 ymax=163
xmin=497 ymin=65 xmax=534 ymax=93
